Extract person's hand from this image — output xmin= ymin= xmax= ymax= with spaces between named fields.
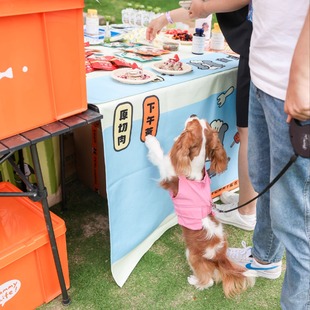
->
xmin=188 ymin=0 xmax=209 ymax=19
xmin=285 ymin=71 xmax=310 ymax=123
xmin=146 ymin=14 xmax=167 ymax=42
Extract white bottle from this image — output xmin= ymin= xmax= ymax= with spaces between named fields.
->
xmin=210 ymin=23 xmax=224 ymax=51
xmin=86 ymin=9 xmax=99 ymax=35
xmin=192 ymin=28 xmax=205 ymax=55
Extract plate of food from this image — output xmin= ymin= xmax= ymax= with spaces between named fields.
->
xmin=111 ymin=67 xmax=157 ymax=84
xmin=179 ymin=1 xmax=192 ymax=10
xmin=151 ymin=55 xmax=192 ymax=75
xmin=123 ymin=46 xmax=171 ymax=56
xmin=178 ymin=40 xmax=193 ymax=45
xmin=165 ymin=29 xmax=193 ymax=44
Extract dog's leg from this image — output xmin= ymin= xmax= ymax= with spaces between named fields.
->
xmin=145 ymin=135 xmax=164 ymax=166
xmin=186 ymin=249 xmax=214 ymax=290
xmin=145 ymin=135 xmax=175 ymax=181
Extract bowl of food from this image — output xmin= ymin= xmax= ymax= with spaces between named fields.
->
xmin=162 ymin=41 xmax=180 ymax=51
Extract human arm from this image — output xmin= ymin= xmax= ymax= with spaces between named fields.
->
xmin=189 ymin=0 xmax=249 ymax=19
xmin=146 ymin=8 xmax=191 ymax=41
xmin=285 ymin=10 xmax=310 ymax=122
xmin=146 ymin=0 xmax=250 ymax=41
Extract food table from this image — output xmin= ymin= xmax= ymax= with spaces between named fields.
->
xmin=85 ymin=41 xmax=240 ymax=287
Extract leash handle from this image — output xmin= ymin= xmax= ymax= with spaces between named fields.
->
xmin=216 ymin=154 xmax=298 ymax=213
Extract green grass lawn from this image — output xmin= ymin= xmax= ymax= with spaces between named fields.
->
xmin=38 ymin=180 xmax=284 ymax=310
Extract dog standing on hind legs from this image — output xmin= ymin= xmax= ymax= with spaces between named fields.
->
xmin=145 ymin=115 xmax=256 ymax=298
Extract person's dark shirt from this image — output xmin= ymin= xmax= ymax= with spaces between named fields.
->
xmin=216 ymin=6 xmax=252 ymax=57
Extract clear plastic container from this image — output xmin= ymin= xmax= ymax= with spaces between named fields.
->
xmin=163 ymin=41 xmax=179 ymax=51
xmin=86 ymin=9 xmax=99 ymax=35
xmin=210 ymin=23 xmax=224 ymax=51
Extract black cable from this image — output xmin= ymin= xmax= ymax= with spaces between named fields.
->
xmin=215 ymin=154 xmax=298 ymax=213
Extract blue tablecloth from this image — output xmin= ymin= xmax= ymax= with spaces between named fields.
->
xmin=89 ymin=52 xmax=240 ymax=287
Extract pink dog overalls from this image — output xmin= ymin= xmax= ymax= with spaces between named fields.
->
xmin=170 ymin=171 xmax=213 ymax=230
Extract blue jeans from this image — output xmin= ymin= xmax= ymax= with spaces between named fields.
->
xmin=248 ymin=82 xmax=310 ymax=310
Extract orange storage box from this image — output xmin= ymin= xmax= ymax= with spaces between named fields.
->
xmin=0 ymin=0 xmax=87 ymax=140
xmin=0 ymin=182 xmax=70 ymax=310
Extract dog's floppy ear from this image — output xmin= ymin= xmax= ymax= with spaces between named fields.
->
xmin=170 ymin=130 xmax=193 ymax=177
xmin=205 ymin=123 xmax=228 ymax=174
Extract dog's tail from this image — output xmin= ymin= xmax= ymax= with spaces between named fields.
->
xmin=216 ymin=257 xmax=256 ymax=298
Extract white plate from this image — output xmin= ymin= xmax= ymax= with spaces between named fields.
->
xmin=110 ymin=24 xmax=133 ymax=29
xmin=164 ymin=38 xmax=192 ymax=45
xmin=111 ymin=68 xmax=157 ymax=84
xmin=178 ymin=40 xmax=192 ymax=45
xmin=151 ymin=62 xmax=192 ymax=76
xmin=179 ymin=1 xmax=191 ymax=10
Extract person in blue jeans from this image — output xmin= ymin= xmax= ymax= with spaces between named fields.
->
xmin=188 ymin=1 xmax=310 ymax=309
xmin=148 ymin=1 xmax=309 ymax=307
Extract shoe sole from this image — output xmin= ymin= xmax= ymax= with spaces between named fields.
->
xmin=230 ymin=260 xmax=282 ymax=279
xmin=244 ymin=263 xmax=282 ymax=279
xmin=256 ymin=270 xmax=282 ymax=279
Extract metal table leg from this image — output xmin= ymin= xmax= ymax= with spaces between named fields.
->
xmin=30 ymin=144 xmax=70 ymax=306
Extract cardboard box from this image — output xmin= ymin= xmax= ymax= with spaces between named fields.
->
xmin=0 ymin=0 xmax=87 ymax=140
xmin=73 ymin=122 xmax=107 ymax=198
xmin=0 ymin=182 xmax=70 ymax=310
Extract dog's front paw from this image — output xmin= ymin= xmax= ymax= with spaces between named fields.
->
xmin=145 ymin=135 xmax=164 ymax=165
xmin=145 ymin=134 xmax=159 ymax=149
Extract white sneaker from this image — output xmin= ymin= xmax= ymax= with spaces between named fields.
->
xmin=220 ymin=191 xmax=239 ymax=204
xmin=227 ymin=241 xmax=282 ymax=280
xmin=227 ymin=241 xmax=252 ymax=263
xmin=213 ymin=203 xmax=256 ymax=231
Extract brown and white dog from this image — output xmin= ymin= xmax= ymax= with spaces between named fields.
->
xmin=145 ymin=115 xmax=255 ymax=298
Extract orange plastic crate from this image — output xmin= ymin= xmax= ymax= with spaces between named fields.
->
xmin=0 ymin=182 xmax=70 ymax=310
xmin=0 ymin=0 xmax=87 ymax=140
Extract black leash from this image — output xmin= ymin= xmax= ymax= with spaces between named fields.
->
xmin=215 ymin=154 xmax=298 ymax=213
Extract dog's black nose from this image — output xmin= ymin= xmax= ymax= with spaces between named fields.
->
xmin=190 ymin=114 xmax=197 ymax=118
